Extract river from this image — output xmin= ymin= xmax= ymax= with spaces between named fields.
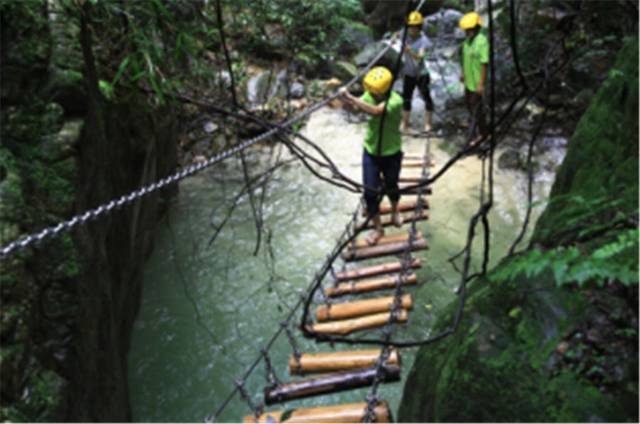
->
xmin=128 ymin=102 xmax=564 ymax=421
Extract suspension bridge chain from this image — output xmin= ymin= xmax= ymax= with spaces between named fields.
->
xmin=0 ymin=35 xmax=395 ymax=260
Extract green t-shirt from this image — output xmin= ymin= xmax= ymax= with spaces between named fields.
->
xmin=361 ymin=90 xmax=403 ymax=157
xmin=462 ymin=32 xmax=489 ymax=92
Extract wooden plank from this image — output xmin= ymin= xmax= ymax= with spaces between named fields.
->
xmin=357 ymin=210 xmax=429 ymax=231
xmin=334 ymin=258 xmax=421 ymax=282
xmin=288 ymin=348 xmax=400 ymax=375
xmin=399 ymin=185 xmax=433 ymax=195
xmin=306 ymin=309 xmax=409 ymax=335
xmin=351 ymin=232 xmax=413 ymax=249
xmin=243 ymin=401 xmax=391 ymax=423
xmin=341 ymin=238 xmax=428 ymax=261
xmin=316 ymin=294 xmax=412 ymax=322
xmin=326 ymin=273 xmax=418 ymax=297
xmin=402 ymin=160 xmax=433 ymax=168
xmin=264 ymin=364 xmax=401 ymax=405
xmin=403 ymin=154 xmax=432 ymax=161
xmin=365 ymin=198 xmax=428 ymax=216
xmin=398 ymin=175 xmax=428 ymax=183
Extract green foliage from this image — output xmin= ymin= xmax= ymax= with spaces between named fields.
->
xmin=225 ymin=0 xmax=364 ymax=70
xmin=491 ymin=228 xmax=638 ymax=287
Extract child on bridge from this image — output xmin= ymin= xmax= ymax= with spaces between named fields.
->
xmin=340 ymin=67 xmax=404 ymax=245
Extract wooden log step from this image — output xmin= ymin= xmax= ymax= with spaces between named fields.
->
xmin=264 ymin=364 xmax=401 ymax=405
xmin=351 ymin=232 xmax=415 ymax=250
xmin=288 ymin=348 xmax=400 ymax=375
xmin=403 ymin=154 xmax=432 ymax=161
xmin=341 ymin=238 xmax=428 ymax=262
xmin=357 ymin=210 xmax=429 ymax=231
xmin=334 ymin=258 xmax=421 ymax=282
xmin=402 ymin=160 xmax=434 ymax=168
xmin=316 ymin=294 xmax=412 ymax=322
xmin=367 ymin=198 xmax=428 ymax=216
xmin=326 ymin=273 xmax=418 ymax=297
xmin=306 ymin=309 xmax=409 ymax=335
xmin=243 ymin=401 xmax=391 ymax=423
xmin=399 ymin=184 xmax=432 ymax=195
xmin=398 ymin=175 xmax=428 ymax=183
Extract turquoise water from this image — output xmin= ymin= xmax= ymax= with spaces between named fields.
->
xmin=128 ymin=108 xmax=561 ymax=422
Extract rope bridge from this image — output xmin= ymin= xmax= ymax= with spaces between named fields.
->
xmin=0 ymin=0 xmax=591 ymax=421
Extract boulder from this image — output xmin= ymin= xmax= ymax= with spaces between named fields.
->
xmin=497 ymin=148 xmax=523 ymax=170
xmin=353 ymin=41 xmax=401 ymax=73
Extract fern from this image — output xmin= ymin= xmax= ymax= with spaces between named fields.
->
xmin=491 ymin=228 xmax=638 ymax=287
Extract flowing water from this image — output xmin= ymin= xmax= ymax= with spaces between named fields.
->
xmin=128 ymin=105 xmax=565 ymax=422
xmin=129 ymin=14 xmax=567 ymax=420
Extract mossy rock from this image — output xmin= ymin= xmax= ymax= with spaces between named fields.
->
xmin=398 ymin=37 xmax=639 ymax=423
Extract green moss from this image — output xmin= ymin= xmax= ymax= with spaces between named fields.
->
xmin=399 ymin=38 xmax=638 ymax=423
xmin=533 ymin=37 xmax=639 ymax=246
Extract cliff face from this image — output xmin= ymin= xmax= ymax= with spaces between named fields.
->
xmin=0 ymin=3 xmax=177 ymax=421
xmin=398 ymin=37 xmax=638 ymax=422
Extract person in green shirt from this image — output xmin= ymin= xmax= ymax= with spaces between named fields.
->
xmin=459 ymin=11 xmax=489 ymax=146
xmin=340 ymin=67 xmax=404 ymax=245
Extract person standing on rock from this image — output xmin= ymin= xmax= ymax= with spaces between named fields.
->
xmin=459 ymin=11 xmax=489 ymax=146
xmin=340 ymin=67 xmax=404 ymax=245
xmin=400 ymin=11 xmax=434 ymax=134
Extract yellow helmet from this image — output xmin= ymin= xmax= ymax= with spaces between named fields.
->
xmin=363 ymin=67 xmax=393 ymax=95
xmin=459 ymin=12 xmax=482 ymax=29
xmin=407 ymin=11 xmax=424 ymax=26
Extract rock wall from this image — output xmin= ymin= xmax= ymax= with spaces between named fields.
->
xmin=397 ymin=37 xmax=638 ymax=422
xmin=0 ymin=3 xmax=177 ymax=421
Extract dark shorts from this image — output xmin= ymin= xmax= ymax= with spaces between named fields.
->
xmin=362 ymin=150 xmax=403 ymax=216
xmin=403 ymin=74 xmax=434 ymax=112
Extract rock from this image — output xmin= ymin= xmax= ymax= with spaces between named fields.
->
xmin=43 ymin=68 xmax=88 ymax=116
xmin=203 ymin=121 xmax=218 ymax=134
xmin=289 ymin=82 xmax=305 ymax=99
xmin=337 ymin=23 xmax=373 ymax=56
xmin=353 ymin=41 xmax=401 ymax=72
xmin=41 ymin=119 xmax=83 ymax=163
xmin=425 ymin=9 xmax=464 ymax=39
xmin=556 ymin=341 xmax=570 ymax=355
xmin=498 ymin=149 xmax=523 ymax=170
xmin=333 ymin=61 xmax=358 ymax=83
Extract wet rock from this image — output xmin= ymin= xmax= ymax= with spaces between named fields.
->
xmin=498 ymin=149 xmax=524 ymax=170
xmin=289 ymin=82 xmax=305 ymax=99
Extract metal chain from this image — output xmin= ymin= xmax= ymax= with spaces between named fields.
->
xmin=260 ymin=348 xmax=279 ymax=389
xmin=235 ymin=379 xmax=263 ymax=422
xmin=0 ymin=40 xmax=394 ymax=261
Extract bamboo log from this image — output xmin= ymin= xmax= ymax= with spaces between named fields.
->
xmin=403 ymin=154 xmax=432 ymax=161
xmin=342 ymin=238 xmax=427 ymax=261
xmin=402 ymin=160 xmax=432 ymax=168
xmin=351 ymin=232 xmax=414 ymax=249
xmin=348 ymin=231 xmax=424 ymax=252
xmin=306 ymin=309 xmax=409 ymax=335
xmin=399 ymin=184 xmax=433 ymax=195
xmin=326 ymin=273 xmax=418 ymax=297
xmin=243 ymin=401 xmax=391 ymax=423
xmin=335 ymin=258 xmax=421 ymax=282
xmin=398 ymin=175 xmax=428 ymax=183
xmin=357 ymin=211 xmax=429 ymax=230
xmin=316 ymin=294 xmax=412 ymax=322
xmin=365 ymin=199 xmax=428 ymax=216
xmin=288 ymin=348 xmax=400 ymax=375
xmin=264 ymin=364 xmax=401 ymax=405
